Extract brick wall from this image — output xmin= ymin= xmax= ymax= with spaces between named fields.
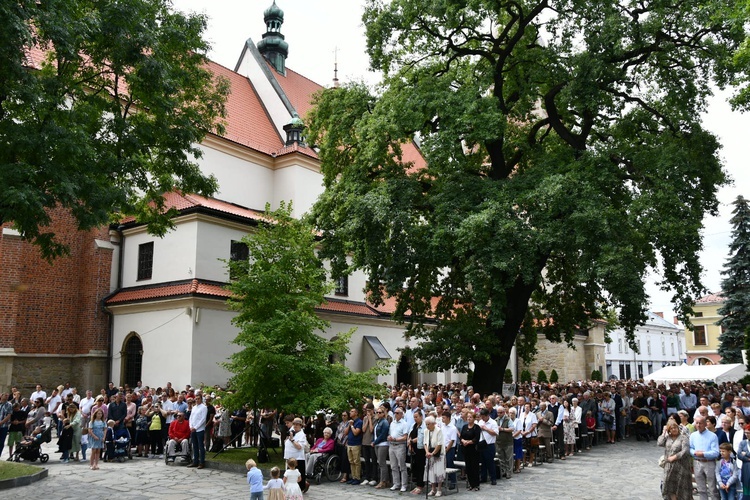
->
xmin=0 ymin=208 xmax=114 ymax=391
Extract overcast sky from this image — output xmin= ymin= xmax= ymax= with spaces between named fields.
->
xmin=173 ymin=0 xmax=750 ymax=319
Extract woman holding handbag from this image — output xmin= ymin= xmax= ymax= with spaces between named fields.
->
xmin=657 ymin=421 xmax=691 ymax=500
xmin=459 ymin=411 xmax=481 ymax=491
xmin=424 ymin=416 xmax=445 ymax=497
xmin=600 ymin=392 xmax=617 ymax=444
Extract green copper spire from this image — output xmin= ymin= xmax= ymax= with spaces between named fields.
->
xmin=257 ymin=1 xmax=288 ymax=75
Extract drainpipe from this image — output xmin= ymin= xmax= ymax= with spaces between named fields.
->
xmin=101 ymin=225 xmax=125 ymax=387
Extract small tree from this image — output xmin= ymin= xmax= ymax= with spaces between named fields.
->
xmin=591 ymin=370 xmax=603 ymax=382
xmin=718 ymin=196 xmax=750 ymax=364
xmin=520 ymin=370 xmax=532 ymax=383
xmin=224 ymin=203 xmax=387 ymax=414
xmin=537 ymin=370 xmax=548 ymax=383
xmin=549 ymin=369 xmax=559 ymax=383
xmin=503 ymin=369 xmax=513 ymax=383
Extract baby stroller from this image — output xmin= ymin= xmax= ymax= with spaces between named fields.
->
xmin=634 ymin=408 xmax=652 ymax=442
xmin=112 ymin=428 xmax=132 ymax=462
xmin=9 ymin=425 xmax=52 ymax=463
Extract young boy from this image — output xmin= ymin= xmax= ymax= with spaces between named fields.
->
xmin=716 ymin=442 xmax=739 ymax=500
xmin=246 ymin=458 xmax=264 ymax=500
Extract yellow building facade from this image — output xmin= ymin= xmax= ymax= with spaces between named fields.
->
xmin=685 ymin=293 xmax=725 ymax=365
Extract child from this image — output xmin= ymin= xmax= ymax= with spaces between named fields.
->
xmin=80 ymin=427 xmax=89 ymax=462
xmin=585 ymin=411 xmax=595 ymax=449
xmin=283 ymin=458 xmax=304 ymax=500
xmin=104 ymin=420 xmax=115 ymax=463
xmin=89 ymin=408 xmax=106 ymax=470
xmin=264 ymin=466 xmax=284 ymax=500
xmin=716 ymin=442 xmax=739 ymax=500
xmin=246 ymin=459 xmax=264 ymax=500
xmin=58 ymin=418 xmax=73 ymax=463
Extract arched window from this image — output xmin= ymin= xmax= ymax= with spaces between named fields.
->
xmin=121 ymin=334 xmax=143 ymax=387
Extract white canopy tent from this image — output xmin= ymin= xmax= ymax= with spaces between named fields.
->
xmin=644 ymin=363 xmax=748 ymax=383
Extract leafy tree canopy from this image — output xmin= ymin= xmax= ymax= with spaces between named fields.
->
xmin=224 ymin=203 xmax=388 ymax=415
xmin=308 ymin=0 xmax=746 ymax=394
xmin=718 ymin=195 xmax=750 ymax=364
xmin=0 ymin=0 xmax=229 ymax=259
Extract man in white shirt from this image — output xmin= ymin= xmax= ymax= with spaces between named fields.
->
xmin=79 ymin=390 xmax=95 ymax=420
xmin=441 ymin=412 xmax=458 ymax=490
xmin=187 ymin=394 xmax=207 ymax=469
xmin=478 ymin=408 xmax=498 ymax=485
xmin=60 ymin=383 xmax=73 ymax=399
xmin=30 ymin=385 xmax=46 ymax=404
xmin=45 ymin=389 xmax=62 ymax=436
xmin=387 ymin=407 xmax=410 ymax=492
xmin=404 ymin=397 xmax=420 ymax=429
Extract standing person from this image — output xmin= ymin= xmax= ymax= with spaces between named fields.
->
xmin=108 ymin=393 xmax=127 ymax=431
xmin=88 ymin=408 xmax=106 ymax=470
xmin=361 ymin=403 xmax=377 ymax=485
xmin=246 ymin=458 xmax=264 ymax=500
xmin=549 ymin=394 xmax=564 ymax=459
xmin=460 ymin=411 xmax=481 ymax=491
xmin=477 ymin=408 xmax=498 ymax=484
xmin=519 ymin=402 xmax=538 ymax=466
xmin=424 ymin=416 xmax=445 ymax=496
xmin=335 ymin=411 xmax=350 ymax=483
xmin=345 ymin=408 xmax=363 ymax=485
xmin=0 ymin=393 xmax=12 ymax=457
xmin=562 ymin=399 xmax=576 ymax=458
xmin=535 ymin=402 xmax=554 ymax=464
xmin=408 ymin=410 xmax=426 ymax=495
xmin=7 ymin=402 xmax=27 ymax=459
xmin=134 ymin=406 xmax=150 ymax=457
xmin=441 ymin=412 xmax=458 ymax=490
xmin=79 ymin=390 xmax=95 ymax=421
xmin=187 ymin=393 xmax=207 ymax=469
xmin=373 ymin=406 xmax=391 ymax=489
xmin=658 ymin=420 xmax=692 ymax=500
xmin=735 ymin=424 xmax=750 ymax=500
xmin=600 ymin=392 xmax=617 ymax=444
xmin=691 ymin=415 xmax=721 ymax=500
xmin=147 ymin=402 xmax=165 ymax=458
xmin=46 ymin=388 xmax=62 ymax=436
xmin=716 ymin=442 xmax=740 ymax=500
xmin=283 ymin=458 xmax=304 ymax=500
xmin=67 ymin=404 xmax=82 ymax=462
xmin=283 ymin=417 xmax=308 ymax=492
xmin=387 ymin=406 xmax=409 ymax=492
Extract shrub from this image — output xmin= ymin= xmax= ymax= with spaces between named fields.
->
xmin=591 ymin=369 xmax=603 ymax=381
xmin=537 ymin=370 xmax=548 ymax=383
xmin=550 ymin=369 xmax=559 ymax=383
xmin=504 ymin=369 xmax=513 ymax=383
xmin=520 ymin=369 xmax=532 ymax=383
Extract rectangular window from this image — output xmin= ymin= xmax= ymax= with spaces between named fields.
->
xmin=694 ymin=312 xmax=703 ymax=318
xmin=606 ymin=342 xmax=611 ymax=354
xmin=671 ymin=342 xmax=675 ymax=356
xmin=624 ymin=341 xmax=629 ymax=354
xmin=662 ymin=340 xmax=666 ymax=355
xmin=619 ymin=363 xmax=625 ymax=380
xmin=618 ymin=338 xmax=623 ymax=353
xmin=637 ymin=363 xmax=644 ymax=379
xmin=647 ymin=339 xmax=651 ymax=355
xmin=229 ymin=240 xmax=249 ymax=280
xmin=625 ymin=364 xmax=632 ymax=379
xmin=678 ymin=341 xmax=683 ymax=355
xmin=693 ymin=326 xmax=707 ymax=346
xmin=335 ymin=275 xmax=349 ymax=296
xmin=137 ymin=242 xmax=154 ymax=281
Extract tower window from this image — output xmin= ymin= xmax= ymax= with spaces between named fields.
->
xmin=229 ymin=240 xmax=249 ymax=280
xmin=335 ymin=275 xmax=349 ymax=296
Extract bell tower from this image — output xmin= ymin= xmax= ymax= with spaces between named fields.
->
xmin=256 ymin=1 xmax=289 ymax=75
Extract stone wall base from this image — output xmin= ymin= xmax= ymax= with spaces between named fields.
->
xmin=0 ymin=352 xmax=108 ymax=395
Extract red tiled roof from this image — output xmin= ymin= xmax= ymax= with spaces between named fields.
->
xmin=106 ymin=279 xmax=231 ymax=304
xmin=696 ymin=293 xmax=725 ymax=304
xmin=270 ymin=64 xmax=325 ymax=119
xmin=318 ymin=299 xmax=380 ymax=317
xmin=274 ymin=142 xmax=318 ymax=159
xmin=121 ymin=192 xmax=266 ymax=225
xmin=208 ymin=61 xmax=282 ymax=154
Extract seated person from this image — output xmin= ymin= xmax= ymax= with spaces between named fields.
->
xmin=19 ymin=426 xmax=46 ymax=447
xmin=165 ymin=412 xmax=191 ymax=461
xmin=305 ymin=426 xmax=335 ymax=475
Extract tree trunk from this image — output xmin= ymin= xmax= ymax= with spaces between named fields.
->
xmin=471 ymin=322 xmax=520 ymax=396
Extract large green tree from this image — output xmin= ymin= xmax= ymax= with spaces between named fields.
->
xmin=718 ymin=196 xmax=750 ymax=364
xmin=307 ymin=0 xmax=747 ymax=394
xmin=224 ymin=203 xmax=387 ymax=415
xmin=0 ymin=0 xmax=228 ymax=258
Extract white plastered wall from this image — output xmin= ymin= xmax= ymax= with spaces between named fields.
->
xmin=189 ymin=306 xmax=240 ymax=387
xmin=195 ymin=220 xmax=254 ymax=282
xmin=272 ymin=165 xmax=324 ymax=217
xmin=121 ymin=221 xmax=198 ymax=288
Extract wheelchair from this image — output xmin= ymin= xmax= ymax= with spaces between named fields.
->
xmin=311 ymin=453 xmax=342 ymax=484
xmin=164 ymin=438 xmax=192 ymax=465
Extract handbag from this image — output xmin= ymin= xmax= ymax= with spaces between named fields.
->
xmin=530 ymin=437 xmax=540 ymax=447
xmin=658 ymin=455 xmax=666 ymax=468
xmin=602 ymin=413 xmax=614 ymax=425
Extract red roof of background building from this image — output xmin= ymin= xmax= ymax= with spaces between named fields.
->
xmin=271 ymin=64 xmax=325 ymax=119
xmin=106 ymin=279 xmax=231 ymax=304
xmin=696 ymin=293 xmax=725 ymax=304
xmin=120 ymin=192 xmax=267 ymax=225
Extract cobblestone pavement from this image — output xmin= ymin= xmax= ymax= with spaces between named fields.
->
xmin=5 ymin=437 xmax=664 ymax=499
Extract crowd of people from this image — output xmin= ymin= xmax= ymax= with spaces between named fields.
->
xmin=3 ymin=378 xmax=750 ymax=500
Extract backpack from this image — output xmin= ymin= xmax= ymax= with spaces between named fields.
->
xmin=257 ymin=447 xmax=269 ymax=463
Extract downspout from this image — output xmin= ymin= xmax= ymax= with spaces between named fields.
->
xmin=101 ymin=225 xmax=125 ymax=387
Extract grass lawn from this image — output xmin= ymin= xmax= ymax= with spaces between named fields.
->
xmin=207 ymin=447 xmax=287 ymax=470
xmin=0 ymin=461 xmax=43 ymax=481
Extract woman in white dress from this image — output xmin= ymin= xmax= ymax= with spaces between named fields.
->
xmin=424 ymin=416 xmax=445 ymax=497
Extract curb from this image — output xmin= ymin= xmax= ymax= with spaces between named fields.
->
xmin=0 ymin=467 xmax=48 ymax=490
